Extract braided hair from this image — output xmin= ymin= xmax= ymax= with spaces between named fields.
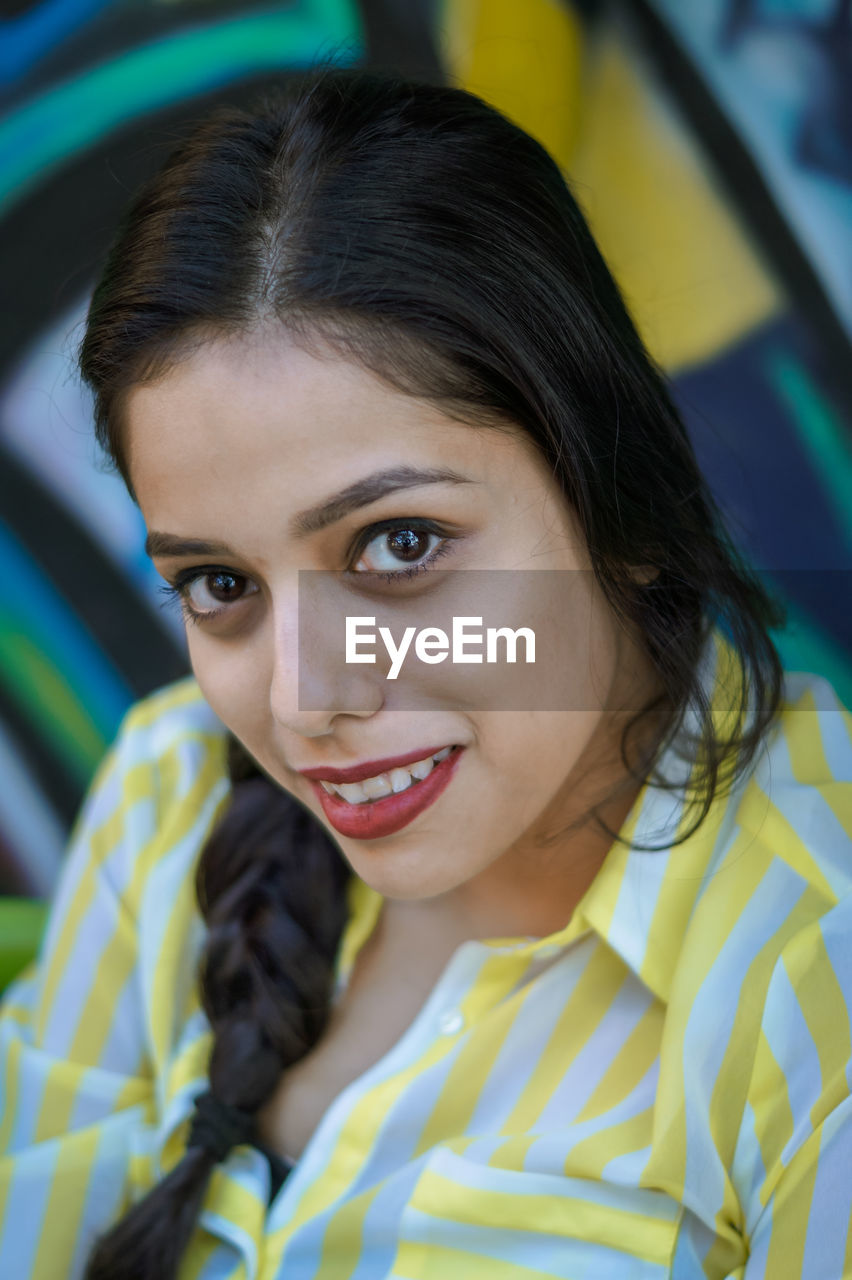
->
xmin=79 ymin=62 xmax=782 ymax=1277
xmin=84 ymin=738 xmax=348 ymax=1277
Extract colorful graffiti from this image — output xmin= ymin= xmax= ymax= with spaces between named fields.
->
xmin=0 ymin=0 xmax=849 ymax=898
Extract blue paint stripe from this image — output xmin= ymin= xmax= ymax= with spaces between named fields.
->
xmin=0 ymin=0 xmax=112 ymax=86
xmin=0 ymin=3 xmax=364 ymax=215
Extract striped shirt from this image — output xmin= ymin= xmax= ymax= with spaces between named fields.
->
xmin=1 ymin=630 xmax=851 ymax=1279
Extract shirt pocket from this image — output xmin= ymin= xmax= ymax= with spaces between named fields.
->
xmin=390 ymin=1145 xmax=681 ymax=1280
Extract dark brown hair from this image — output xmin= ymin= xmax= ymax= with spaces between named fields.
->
xmin=79 ymin=63 xmax=783 ymax=1277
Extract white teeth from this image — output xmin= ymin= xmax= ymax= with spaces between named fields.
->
xmin=389 ymin=767 xmax=414 ymax=793
xmin=320 ymin=747 xmax=456 ymax=805
xmin=337 ymin=781 xmax=368 ymax=804
xmin=362 ymin=773 xmax=393 ymax=799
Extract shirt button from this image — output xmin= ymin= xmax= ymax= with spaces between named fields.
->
xmin=439 ymin=1009 xmax=465 ymax=1036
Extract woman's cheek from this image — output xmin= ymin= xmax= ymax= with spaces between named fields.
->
xmin=188 ymin=637 xmax=264 ymax=742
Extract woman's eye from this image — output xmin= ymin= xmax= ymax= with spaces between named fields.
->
xmin=353 ymin=527 xmax=445 ymax=575
xmin=163 ymin=570 xmax=259 ymax=621
xmin=186 ymin=571 xmax=254 ymax=614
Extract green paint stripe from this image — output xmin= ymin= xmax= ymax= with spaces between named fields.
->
xmin=0 ymin=1 xmax=363 ymax=214
xmin=766 ymin=349 xmax=852 ymax=554
xmin=0 ymin=899 xmax=48 ymax=992
xmin=0 ymin=630 xmax=106 ymax=782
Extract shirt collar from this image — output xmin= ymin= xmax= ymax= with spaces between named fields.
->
xmin=338 ymin=627 xmax=741 ymax=1008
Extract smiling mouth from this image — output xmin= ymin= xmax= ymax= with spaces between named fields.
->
xmin=316 ymin=745 xmax=455 ymax=804
xmin=307 ymin=744 xmax=464 ymax=840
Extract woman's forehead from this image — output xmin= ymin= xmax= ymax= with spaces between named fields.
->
xmin=125 ymin=333 xmax=476 ymax=455
xmin=122 ymin=331 xmax=543 ymax=513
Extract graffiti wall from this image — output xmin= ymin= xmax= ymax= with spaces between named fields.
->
xmin=1 ymin=0 xmax=850 ymax=896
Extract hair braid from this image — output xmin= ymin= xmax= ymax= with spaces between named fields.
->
xmin=84 ymin=737 xmax=349 ymax=1279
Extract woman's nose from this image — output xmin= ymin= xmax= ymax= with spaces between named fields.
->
xmin=267 ymin=586 xmax=384 ymax=737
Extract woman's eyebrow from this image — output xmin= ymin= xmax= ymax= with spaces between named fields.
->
xmin=290 ymin=466 xmax=474 ymax=538
xmin=144 ymin=466 xmax=474 ymax=559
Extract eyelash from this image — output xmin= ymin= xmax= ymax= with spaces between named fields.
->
xmin=158 ymin=519 xmax=457 ymax=625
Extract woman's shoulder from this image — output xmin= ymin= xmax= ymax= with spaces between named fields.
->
xmin=75 ymin=678 xmax=234 ymax=1054
xmin=735 ymin=664 xmax=852 ymax=896
xmin=649 ymin=664 xmax=852 ymax=1215
xmin=103 ymin=674 xmax=230 ymax=807
xmin=118 ymin=673 xmax=227 ymax=749
xmin=775 ymin=662 xmax=852 ymax=757
xmin=657 ymin=653 xmax=851 ymax=1039
xmin=68 ymin=676 xmax=232 ymax=922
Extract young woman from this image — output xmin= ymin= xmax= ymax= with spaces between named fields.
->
xmin=1 ymin=65 xmax=850 ymax=1280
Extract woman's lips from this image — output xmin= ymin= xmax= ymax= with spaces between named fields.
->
xmin=298 ymin=743 xmax=454 ymax=784
xmin=308 ymin=746 xmax=464 ymax=839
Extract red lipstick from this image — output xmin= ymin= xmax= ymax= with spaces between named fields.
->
xmin=298 ymin=744 xmax=455 ymax=785
xmin=307 ymin=746 xmax=464 ymax=839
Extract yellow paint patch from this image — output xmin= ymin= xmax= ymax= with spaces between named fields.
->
xmin=438 ymin=2 xmax=781 ymax=372
xmin=437 ymin=0 xmax=584 ymax=164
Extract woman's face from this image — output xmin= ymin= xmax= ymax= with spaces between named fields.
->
xmin=125 ymin=329 xmax=656 ymax=925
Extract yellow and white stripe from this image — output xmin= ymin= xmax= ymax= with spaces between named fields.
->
xmin=1 ymin=631 xmax=850 ymax=1278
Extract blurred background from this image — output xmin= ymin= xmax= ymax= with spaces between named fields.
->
xmin=0 ymin=0 xmax=850 ymax=914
